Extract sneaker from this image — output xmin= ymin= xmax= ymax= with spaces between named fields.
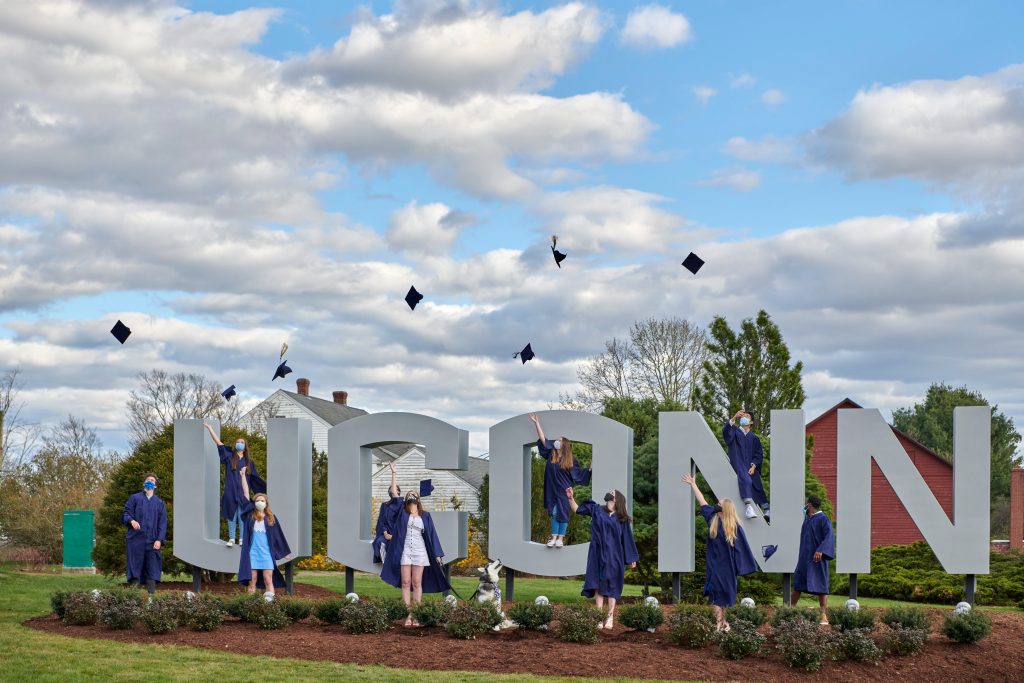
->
xmin=225 ymin=539 xmax=234 ymax=547
xmin=744 ymin=504 xmax=758 ymax=519
xmin=554 ymin=538 xmax=564 ymax=548
xmin=546 ymin=537 xmax=556 ymax=548
xmin=763 ymin=510 xmax=771 ymax=522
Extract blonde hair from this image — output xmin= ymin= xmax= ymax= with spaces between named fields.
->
xmin=553 ymin=438 xmax=574 ymax=470
xmin=708 ymin=499 xmax=738 ymax=545
xmin=253 ymin=493 xmax=276 ymax=526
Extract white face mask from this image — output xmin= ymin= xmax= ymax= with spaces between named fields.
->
xmin=254 ymin=500 xmax=267 ymax=511
xmin=553 ymin=439 xmax=562 ymax=450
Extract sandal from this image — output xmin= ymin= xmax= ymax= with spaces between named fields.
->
xmin=404 ymin=616 xmax=413 ymax=627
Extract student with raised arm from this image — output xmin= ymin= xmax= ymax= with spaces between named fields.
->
xmin=204 ymin=422 xmax=265 ymax=546
xmin=373 ymin=462 xmax=403 ymax=565
xmin=566 ymin=486 xmax=638 ymax=630
xmin=723 ymin=410 xmax=769 ymax=520
xmin=380 ymin=488 xmax=450 ymax=626
xmin=237 ymin=465 xmax=291 ymax=598
xmin=681 ymin=473 xmax=758 ymax=632
xmin=529 ymin=412 xmax=592 ymax=548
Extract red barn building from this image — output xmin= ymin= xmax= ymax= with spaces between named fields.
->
xmin=806 ymin=398 xmax=954 ymax=547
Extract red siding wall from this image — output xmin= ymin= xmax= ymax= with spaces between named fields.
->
xmin=807 ymin=401 xmax=954 ymax=548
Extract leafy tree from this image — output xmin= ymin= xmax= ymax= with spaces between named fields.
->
xmin=694 ymin=310 xmax=805 ymax=434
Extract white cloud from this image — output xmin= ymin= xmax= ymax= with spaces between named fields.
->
xmin=620 ymin=5 xmax=692 ymax=49
xmin=761 ymin=88 xmax=787 ymax=105
xmin=730 ymin=73 xmax=756 ymax=88
xmin=722 ymin=135 xmax=796 ymax=162
xmin=386 ymin=201 xmax=474 ymax=257
xmin=696 ymin=167 xmax=761 ymax=191
xmin=693 ymin=85 xmax=717 ymax=105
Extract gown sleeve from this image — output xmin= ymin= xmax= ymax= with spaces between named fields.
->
xmin=699 ymin=504 xmax=716 ymax=524
xmin=122 ymin=495 xmax=136 ymax=526
xmin=156 ymin=500 xmax=168 ymax=542
xmin=575 ymin=500 xmax=598 ymax=518
xmin=248 ymin=462 xmax=267 ymax=495
xmin=751 ymin=436 xmax=764 ymax=468
xmin=240 ymin=500 xmax=255 ymax=517
xmin=814 ymin=515 xmax=835 ymax=560
xmin=268 ymin=519 xmax=292 ymax=561
xmin=623 ymin=523 xmax=640 ymax=565
xmin=571 ymin=465 xmax=592 ymax=486
xmin=537 ymin=438 xmax=554 ymax=461
xmin=732 ymin=526 xmax=759 ymax=576
xmin=422 ymin=514 xmax=445 ymax=559
xmin=217 ymin=444 xmax=232 ymax=464
xmin=722 ymin=421 xmax=737 ymax=445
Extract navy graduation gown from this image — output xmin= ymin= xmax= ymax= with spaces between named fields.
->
xmin=700 ymin=505 xmax=758 ymax=607
xmin=538 ymin=439 xmax=592 ymax=524
xmin=722 ymin=422 xmax=768 ymax=506
xmin=576 ymin=500 xmax=639 ymax=599
xmin=218 ymin=445 xmax=266 ymax=520
xmin=237 ymin=502 xmax=291 ymax=590
xmin=380 ymin=509 xmax=451 ymax=594
xmin=372 ymin=495 xmax=403 ymax=564
xmin=122 ymin=491 xmax=167 ymax=583
xmin=793 ymin=511 xmax=835 ymax=595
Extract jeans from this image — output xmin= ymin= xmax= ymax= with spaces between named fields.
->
xmin=227 ymin=506 xmax=243 ymax=542
xmin=550 ymin=505 xmax=568 ymax=536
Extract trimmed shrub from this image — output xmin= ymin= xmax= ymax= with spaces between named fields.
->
xmin=506 ymin=601 xmax=554 ymax=630
xmin=674 ymin=604 xmax=716 ymax=620
xmin=832 ymin=628 xmax=882 ymax=663
xmin=232 ymin=593 xmax=268 ymax=625
xmin=880 ymin=625 xmax=927 ymax=656
xmin=255 ymin=599 xmax=290 ymax=630
xmin=774 ymin=618 xmax=829 ymax=671
xmin=726 ymin=604 xmax=767 ymax=627
xmin=770 ymin=605 xmax=818 ymax=628
xmin=142 ymin=599 xmax=179 ymax=634
xmin=221 ymin=594 xmax=249 ymax=619
xmin=187 ymin=595 xmax=224 ymax=632
xmin=278 ymin=597 xmax=313 ymax=623
xmin=555 ymin=604 xmax=604 ymax=644
xmin=445 ymin=602 xmax=503 ymax=640
xmin=411 ymin=599 xmax=453 ymax=627
xmin=619 ymin=602 xmax=664 ymax=632
xmin=941 ymin=610 xmax=992 ymax=644
xmin=666 ymin=611 xmax=715 ymax=648
xmin=314 ymin=598 xmax=347 ymax=625
xmin=827 ymin=606 xmax=876 ymax=632
xmin=62 ymin=592 xmax=101 ymax=626
xmin=881 ymin=606 xmax=930 ymax=633
xmin=716 ymin=619 xmax=765 ymax=660
xmin=367 ymin=597 xmax=409 ymax=623
xmin=340 ymin=602 xmax=390 ymax=634
xmin=98 ymin=589 xmax=144 ymax=630
xmin=50 ymin=591 xmax=74 ymax=619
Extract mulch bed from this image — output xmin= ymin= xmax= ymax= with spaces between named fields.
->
xmin=25 ymin=605 xmax=1024 ymax=682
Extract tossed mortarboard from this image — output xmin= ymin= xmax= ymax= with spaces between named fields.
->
xmin=513 ymin=343 xmax=535 ymax=364
xmin=550 ymin=235 xmax=567 ymax=268
xmin=279 ymin=342 xmax=288 ymax=359
xmin=273 ymin=360 xmax=292 ymax=381
xmin=405 ymin=286 xmax=424 ymax=311
xmin=110 ymin=320 xmax=131 ymax=344
xmin=419 ymin=479 xmax=434 ymax=497
xmin=682 ymin=252 xmax=705 ymax=275
xmin=762 ymin=544 xmax=778 ymax=560
xmin=221 ymin=385 xmax=236 ymax=401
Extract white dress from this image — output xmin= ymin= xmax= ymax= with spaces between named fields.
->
xmin=400 ymin=515 xmax=430 ymax=567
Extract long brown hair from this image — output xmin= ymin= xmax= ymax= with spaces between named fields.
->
xmin=611 ymin=490 xmax=632 ymax=523
xmin=553 ymin=438 xmax=574 ymax=470
xmin=253 ymin=493 xmax=276 ymax=526
xmin=230 ymin=438 xmax=252 ymax=472
xmin=708 ymin=499 xmax=738 ymax=545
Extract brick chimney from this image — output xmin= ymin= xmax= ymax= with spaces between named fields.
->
xmin=332 ymin=390 xmax=348 ymax=405
xmin=296 ymin=378 xmax=310 ymax=396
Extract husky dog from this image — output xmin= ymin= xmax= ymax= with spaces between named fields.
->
xmin=471 ymin=559 xmax=515 ymax=630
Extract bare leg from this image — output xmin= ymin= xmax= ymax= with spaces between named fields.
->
xmin=713 ymin=605 xmax=726 ymax=630
xmin=262 ymin=570 xmax=274 ymax=596
xmin=411 ymin=565 xmax=425 ymax=623
xmin=595 ymin=592 xmax=605 ymax=628
xmin=248 ymin=575 xmax=257 ymax=593
xmin=401 ymin=564 xmax=413 ymax=625
xmin=818 ymin=594 xmax=828 ymax=623
xmin=605 ymin=597 xmax=616 ymax=628
xmin=791 ymin=590 xmax=802 ymax=606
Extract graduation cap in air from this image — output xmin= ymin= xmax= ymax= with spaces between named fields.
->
xmin=513 ymin=343 xmax=535 ymax=364
xmin=681 ymin=252 xmax=705 ymax=275
xmin=405 ymin=286 xmax=424 ymax=311
xmin=273 ymin=360 xmax=292 ymax=381
xmin=550 ymin=235 xmax=567 ymax=268
xmin=279 ymin=342 xmax=288 ymax=359
xmin=419 ymin=479 xmax=434 ymax=497
xmin=762 ymin=544 xmax=778 ymax=561
xmin=110 ymin=320 xmax=131 ymax=344
xmin=221 ymin=385 xmax=237 ymax=401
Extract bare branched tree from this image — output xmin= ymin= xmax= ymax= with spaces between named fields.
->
xmin=242 ymin=399 xmax=282 ymax=438
xmin=126 ymin=370 xmax=240 ymax=447
xmin=1 ymin=368 xmax=42 ymax=473
xmin=564 ymin=317 xmax=708 ymax=411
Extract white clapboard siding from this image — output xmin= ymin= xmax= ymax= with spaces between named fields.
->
xmin=241 ymin=390 xmax=333 ymax=452
xmin=370 ymin=448 xmax=481 ymax=527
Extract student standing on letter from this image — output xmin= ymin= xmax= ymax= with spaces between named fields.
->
xmin=529 ymin=413 xmax=592 ymax=548
xmin=373 ymin=462 xmax=402 ymax=565
xmin=238 ymin=467 xmax=291 ymax=597
xmin=681 ymin=474 xmax=758 ymax=631
xmin=122 ymin=473 xmax=167 ymax=595
xmin=566 ymin=487 xmax=638 ymax=630
xmin=723 ymin=411 xmax=769 ymax=520
xmin=791 ymin=494 xmax=835 ymax=625
xmin=379 ymin=490 xmax=450 ymax=626
xmin=204 ymin=422 xmax=265 ymax=546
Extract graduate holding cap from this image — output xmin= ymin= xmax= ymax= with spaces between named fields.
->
xmin=529 ymin=413 xmax=592 ymax=549
xmin=723 ymin=411 xmax=769 ymax=520
xmin=380 ymin=483 xmax=450 ymax=626
xmin=566 ymin=487 xmax=638 ymax=630
xmin=238 ymin=468 xmax=291 ymax=597
xmin=122 ymin=473 xmax=167 ymax=595
xmin=204 ymin=423 xmax=265 ymax=546
xmin=373 ymin=462 xmax=403 ymax=565
xmin=681 ymin=473 xmax=757 ymax=632
xmin=791 ymin=495 xmax=835 ymax=625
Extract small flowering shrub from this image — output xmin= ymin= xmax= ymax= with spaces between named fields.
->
xmin=314 ymin=598 xmax=348 ymax=625
xmin=411 ymin=599 xmax=454 ymax=627
xmin=666 ymin=611 xmax=715 ymax=648
xmin=367 ymin=597 xmax=409 ymax=623
xmin=340 ymin=602 xmax=391 ymax=634
xmin=142 ymin=599 xmax=179 ymax=634
xmin=827 ymin=606 xmax=877 ymax=632
xmin=726 ymin=604 xmax=768 ymax=627
xmin=62 ymin=592 xmax=100 ymax=626
xmin=716 ymin=619 xmax=765 ymax=660
xmin=98 ymin=588 xmax=145 ymax=630
xmin=832 ymin=628 xmax=882 ymax=663
xmin=507 ymin=601 xmax=554 ymax=630
xmin=941 ymin=611 xmax=992 ymax=644
xmin=881 ymin=606 xmax=930 ymax=633
xmin=774 ymin=618 xmax=830 ymax=671
xmin=444 ymin=602 xmax=502 ymax=640
xmin=770 ymin=606 xmax=818 ymax=628
xmin=186 ymin=595 xmax=224 ymax=632
xmin=880 ymin=625 xmax=928 ymax=656
xmin=278 ymin=597 xmax=313 ymax=623
xmin=619 ymin=602 xmax=664 ymax=631
xmin=555 ymin=604 xmax=604 ymax=644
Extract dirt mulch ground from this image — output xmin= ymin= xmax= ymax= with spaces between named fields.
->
xmin=26 ymin=606 xmax=1024 ymax=683
xmin=154 ymin=581 xmax=339 ymax=599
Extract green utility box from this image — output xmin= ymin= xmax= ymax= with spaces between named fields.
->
xmin=62 ymin=510 xmax=96 ymax=574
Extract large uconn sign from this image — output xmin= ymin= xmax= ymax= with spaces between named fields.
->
xmin=173 ymin=407 xmax=991 ymax=592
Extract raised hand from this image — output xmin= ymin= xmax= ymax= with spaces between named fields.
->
xmin=528 ymin=412 xmax=539 ymax=424
xmin=681 ymin=474 xmax=696 ymax=487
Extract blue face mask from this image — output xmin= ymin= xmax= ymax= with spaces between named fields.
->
xmin=803 ymin=505 xmax=809 ymax=515
xmin=235 ymin=442 xmax=245 ymax=452
xmin=739 ymin=417 xmax=750 ymax=427
xmin=144 ymin=481 xmax=156 ymax=491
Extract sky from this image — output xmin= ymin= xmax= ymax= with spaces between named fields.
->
xmin=1 ymin=0 xmax=1023 ymax=456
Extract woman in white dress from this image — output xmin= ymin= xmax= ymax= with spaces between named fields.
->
xmin=381 ymin=490 xmax=448 ymax=626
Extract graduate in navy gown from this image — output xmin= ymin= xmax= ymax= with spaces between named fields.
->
xmin=373 ymin=462 xmax=403 ymax=564
xmin=122 ymin=473 xmax=167 ymax=595
xmin=204 ymin=422 xmax=266 ymax=546
xmin=723 ymin=410 xmax=769 ymax=520
xmin=529 ymin=413 xmax=592 ymax=549
xmin=791 ymin=494 xmax=835 ymax=624
xmin=237 ymin=469 xmax=292 ymax=597
xmin=380 ymin=489 xmax=450 ymax=626
xmin=566 ymin=486 xmax=639 ymax=630
xmin=681 ymin=473 xmax=758 ymax=631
